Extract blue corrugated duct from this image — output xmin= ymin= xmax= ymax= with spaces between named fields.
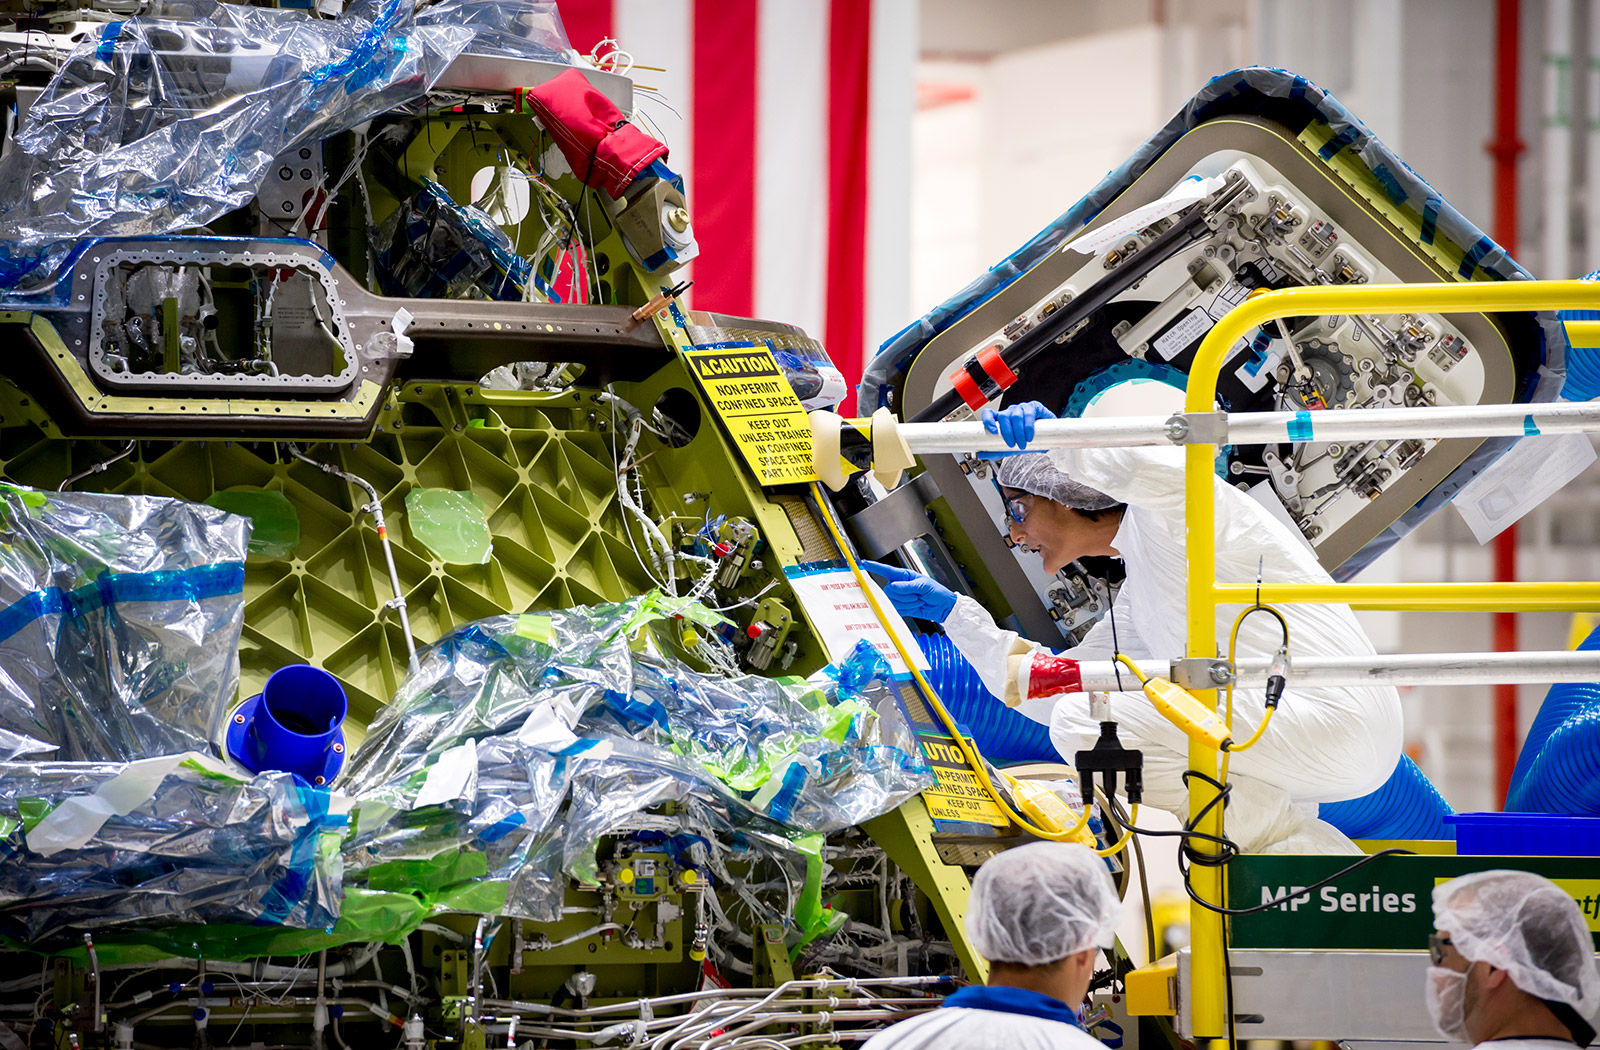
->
xmin=913 ymin=633 xmax=1058 ymax=764
xmin=1505 ymin=624 xmax=1600 ymax=813
xmin=1318 ymin=756 xmax=1456 ymax=840
xmin=1556 ymin=269 xmax=1600 ymax=402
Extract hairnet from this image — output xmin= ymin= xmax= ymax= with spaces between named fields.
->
xmin=995 ymin=453 xmax=1121 ymax=512
xmin=965 ymin=842 xmax=1122 ymax=965
xmin=1433 ymin=870 xmax=1600 ymax=1017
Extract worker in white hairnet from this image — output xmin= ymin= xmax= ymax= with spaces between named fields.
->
xmin=865 ymin=400 xmax=1403 ymax=853
xmin=1429 ymin=870 xmax=1600 ymax=1047
xmin=860 ymin=842 xmax=1118 ymax=1049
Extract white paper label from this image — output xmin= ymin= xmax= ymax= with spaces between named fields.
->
xmin=1453 ymin=431 xmax=1598 ymax=543
xmin=1152 ymin=307 xmax=1214 ymax=360
xmin=783 ymin=564 xmax=931 ymax=676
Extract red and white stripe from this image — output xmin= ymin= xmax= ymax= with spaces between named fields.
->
xmin=558 ymin=0 xmax=914 ymax=391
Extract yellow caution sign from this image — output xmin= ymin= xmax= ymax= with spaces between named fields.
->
xmin=919 ymin=734 xmax=1011 ymax=827
xmin=684 ymin=344 xmax=819 ymax=486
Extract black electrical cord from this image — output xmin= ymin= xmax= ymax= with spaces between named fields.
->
xmin=1106 ymin=791 xmax=1413 ymax=917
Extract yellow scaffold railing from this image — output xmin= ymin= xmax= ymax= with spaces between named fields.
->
xmin=1181 ymin=280 xmax=1600 ymax=1037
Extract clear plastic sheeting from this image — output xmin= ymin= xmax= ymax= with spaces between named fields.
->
xmin=0 ymin=0 xmax=473 ymax=289
xmin=0 ymin=485 xmax=248 ymax=762
xmin=372 ymin=179 xmax=533 ymax=301
xmin=0 ymin=754 xmax=346 ymax=943
xmin=414 ymin=0 xmax=576 ymax=63
xmin=342 ymin=594 xmax=932 ymax=922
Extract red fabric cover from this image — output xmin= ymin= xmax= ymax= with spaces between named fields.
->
xmin=523 ymin=68 xmax=667 ymax=198
xmin=1023 ymin=653 xmax=1083 ymax=700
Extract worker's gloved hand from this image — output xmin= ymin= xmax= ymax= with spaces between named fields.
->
xmin=977 ymin=401 xmax=1056 ymax=459
xmin=860 ymin=561 xmax=958 ymax=623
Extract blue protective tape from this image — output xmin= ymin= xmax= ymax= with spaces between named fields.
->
xmin=1317 ymin=125 xmax=1360 ymax=160
xmin=476 ymin=811 xmax=526 ymax=844
xmin=1458 ymin=236 xmax=1495 ymax=278
xmin=96 ymin=22 xmax=123 ymax=62
xmin=0 ymin=562 xmax=245 ymax=645
xmin=1370 ymin=163 xmax=1407 ymax=204
xmin=256 ymin=785 xmax=345 ymax=925
xmin=1524 ymin=414 xmax=1540 ymax=436
xmin=1286 ymin=410 xmax=1314 ymax=442
xmin=765 ymin=761 xmax=808 ymax=824
xmin=1420 ymin=197 xmax=1442 ymax=245
xmin=603 ymin=688 xmax=670 ymax=732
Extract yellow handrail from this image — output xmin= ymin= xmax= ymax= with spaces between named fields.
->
xmin=1182 ymin=280 xmax=1600 ymax=1038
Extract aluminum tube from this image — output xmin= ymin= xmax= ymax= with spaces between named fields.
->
xmin=1070 ymin=650 xmax=1600 ymax=692
xmin=893 ymin=402 xmax=1600 ymax=457
xmin=1219 ymin=400 xmax=1600 ymax=444
xmin=895 ymin=416 xmax=1174 ymax=454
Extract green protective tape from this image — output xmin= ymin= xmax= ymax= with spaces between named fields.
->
xmin=368 ymin=850 xmax=490 ymax=894
xmin=205 ymin=488 xmax=301 ymax=560
xmin=405 ymin=488 xmax=493 ymax=565
xmin=179 ymin=757 xmax=248 ymax=783
xmin=3 ymin=888 xmax=433 ymax=965
xmin=789 ymin=831 xmax=849 ymax=959
xmin=515 ymin=613 xmax=553 ymax=643
xmin=16 ymin=798 xmax=52 ymax=833
xmin=1287 ymin=410 xmax=1314 ymax=442
xmin=624 ymin=591 xmax=733 ymax=635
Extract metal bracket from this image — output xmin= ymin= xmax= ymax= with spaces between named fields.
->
xmin=1170 ymin=657 xmax=1234 ymax=688
xmin=1164 ymin=411 xmax=1229 ymax=445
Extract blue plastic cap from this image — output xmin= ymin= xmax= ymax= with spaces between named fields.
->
xmin=169 ymin=982 xmax=182 ymax=996
xmin=330 ymin=1005 xmax=344 ymax=1019
xmin=227 ymin=664 xmax=348 ymax=784
xmin=200 ymin=981 xmax=214 ymax=996
xmin=192 ymin=1008 xmax=207 ymax=1022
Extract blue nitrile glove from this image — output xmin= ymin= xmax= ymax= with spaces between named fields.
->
xmin=860 ymin=560 xmax=958 ymax=623
xmin=977 ymin=401 xmax=1056 ymax=459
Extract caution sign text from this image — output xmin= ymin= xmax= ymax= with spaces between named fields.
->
xmin=684 ymin=345 xmax=820 ymax=486
xmin=919 ymin=735 xmax=1009 ymax=827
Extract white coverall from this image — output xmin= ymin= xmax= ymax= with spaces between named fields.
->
xmin=942 ymin=444 xmax=1404 ymax=853
xmin=858 ymin=1004 xmax=1103 ymax=1050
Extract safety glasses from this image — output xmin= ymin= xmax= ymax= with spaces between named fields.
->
xmin=990 ymin=479 xmax=1029 ymax=526
xmin=1428 ymin=932 xmax=1454 ymax=966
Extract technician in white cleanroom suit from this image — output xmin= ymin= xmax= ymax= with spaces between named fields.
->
xmin=865 ymin=400 xmax=1403 ymax=853
xmin=859 ymin=842 xmax=1118 ymax=1050
xmin=1428 ymin=870 xmax=1600 ymax=1047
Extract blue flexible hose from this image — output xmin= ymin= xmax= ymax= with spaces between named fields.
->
xmin=913 ymin=633 xmax=1059 ymax=764
xmin=1317 ymin=755 xmax=1455 ymax=840
xmin=1555 ymin=269 xmax=1600 ymax=401
xmin=1505 ymin=624 xmax=1600 ymax=813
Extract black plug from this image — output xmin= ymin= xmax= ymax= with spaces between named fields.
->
xmin=1075 ymin=720 xmax=1143 ymax=809
xmin=1265 ymin=646 xmax=1290 ymax=708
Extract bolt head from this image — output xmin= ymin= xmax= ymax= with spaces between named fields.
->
xmin=333 ymin=742 xmax=344 ymax=753
xmin=234 ymin=713 xmax=246 ymax=724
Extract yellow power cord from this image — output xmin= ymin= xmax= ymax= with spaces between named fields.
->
xmin=1219 ymin=603 xmax=1289 ymax=789
xmin=1220 ymin=604 xmax=1288 ymax=757
xmin=808 ymin=483 xmax=1111 ymax=845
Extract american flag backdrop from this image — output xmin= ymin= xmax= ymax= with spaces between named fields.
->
xmin=556 ymin=0 xmax=916 ymax=391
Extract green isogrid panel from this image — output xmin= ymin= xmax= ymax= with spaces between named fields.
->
xmin=1229 ymin=853 xmax=1600 ymax=951
xmin=0 ymin=384 xmax=663 ymax=746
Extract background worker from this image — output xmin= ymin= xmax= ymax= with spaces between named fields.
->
xmin=860 ymin=841 xmax=1118 ymax=1049
xmin=865 ymin=400 xmax=1403 ymax=853
xmin=1429 ymin=870 xmax=1600 ymax=1048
